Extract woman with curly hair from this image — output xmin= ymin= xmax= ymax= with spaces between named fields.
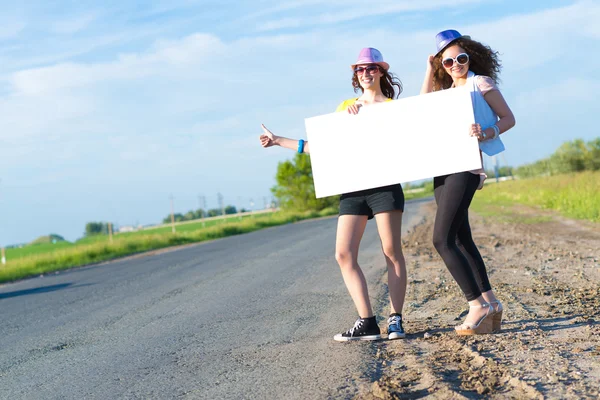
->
xmin=420 ymin=30 xmax=516 ymax=335
xmin=260 ymin=48 xmax=408 ymax=342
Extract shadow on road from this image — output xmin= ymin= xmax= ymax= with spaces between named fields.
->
xmin=0 ymin=283 xmax=82 ymax=300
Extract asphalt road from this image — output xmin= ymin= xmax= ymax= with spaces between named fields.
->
xmin=0 ymin=199 xmax=430 ymax=400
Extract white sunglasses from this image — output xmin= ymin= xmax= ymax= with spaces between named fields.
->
xmin=442 ymin=53 xmax=469 ymax=68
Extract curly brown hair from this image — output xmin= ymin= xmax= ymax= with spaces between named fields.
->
xmin=351 ymin=66 xmax=403 ymax=99
xmin=431 ymin=38 xmax=502 ymax=91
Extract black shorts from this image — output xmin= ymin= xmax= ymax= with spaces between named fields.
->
xmin=339 ymin=184 xmax=404 ymax=220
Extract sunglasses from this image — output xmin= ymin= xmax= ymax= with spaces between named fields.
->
xmin=354 ymin=65 xmax=381 ymax=75
xmin=441 ymin=53 xmax=469 ymax=68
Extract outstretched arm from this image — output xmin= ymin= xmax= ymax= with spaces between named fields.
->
xmin=259 ymin=124 xmax=310 ymax=154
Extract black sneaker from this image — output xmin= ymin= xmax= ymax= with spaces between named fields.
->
xmin=334 ymin=317 xmax=381 ymax=342
xmin=387 ymin=314 xmax=405 ymax=339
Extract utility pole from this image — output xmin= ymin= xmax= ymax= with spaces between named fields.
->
xmin=0 ymin=179 xmax=4 ymax=265
xmin=250 ymin=198 xmax=254 ymax=218
xmin=237 ymin=196 xmax=242 ymax=221
xmin=217 ymin=192 xmax=224 ymax=219
xmin=263 ymin=196 xmax=268 ymax=210
xmin=199 ymin=194 xmax=206 ymax=228
xmin=493 ymin=155 xmax=500 ymax=183
xmin=500 ymin=153 xmax=515 ymax=180
xmin=108 ymin=222 xmax=113 ymax=244
xmin=170 ymin=195 xmax=176 ymax=233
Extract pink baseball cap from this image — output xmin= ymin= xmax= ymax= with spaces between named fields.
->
xmin=351 ymin=47 xmax=389 ymax=71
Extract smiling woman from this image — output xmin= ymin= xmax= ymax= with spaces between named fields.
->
xmin=259 ymin=47 xmax=410 ymax=342
xmin=420 ymin=29 xmax=516 ymax=336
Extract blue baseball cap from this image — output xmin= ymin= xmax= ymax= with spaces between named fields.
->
xmin=435 ymin=29 xmax=470 ymax=55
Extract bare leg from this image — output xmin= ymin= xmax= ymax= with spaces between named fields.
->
xmin=374 ymin=210 xmax=407 ymax=314
xmin=459 ymin=296 xmax=492 ymax=327
xmin=481 ymin=290 xmax=499 ymax=304
xmin=335 ymin=215 xmax=371 ymax=318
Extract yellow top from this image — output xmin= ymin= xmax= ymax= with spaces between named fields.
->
xmin=335 ymin=97 xmax=393 ymax=112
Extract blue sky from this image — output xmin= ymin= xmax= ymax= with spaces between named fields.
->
xmin=1 ymin=0 xmax=598 ymax=245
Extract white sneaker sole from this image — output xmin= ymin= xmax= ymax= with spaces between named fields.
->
xmin=388 ymin=332 xmax=406 ymax=340
xmin=333 ymin=334 xmax=382 ymax=342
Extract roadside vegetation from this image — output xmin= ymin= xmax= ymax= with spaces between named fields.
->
xmin=472 ymin=170 xmax=599 ymax=222
xmin=3 ymin=138 xmax=595 ymax=284
xmin=0 ymin=208 xmax=337 ymax=283
xmin=473 ymin=136 xmax=599 ymax=223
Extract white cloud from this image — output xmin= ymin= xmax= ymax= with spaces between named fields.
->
xmin=7 ymin=33 xmax=224 ymax=96
xmin=249 ymin=0 xmax=484 ymax=30
xmin=463 ymin=0 xmax=599 ymax=71
xmin=2 ymin=0 xmax=599 ymax=244
xmin=2 ymin=1 xmax=596 ymax=151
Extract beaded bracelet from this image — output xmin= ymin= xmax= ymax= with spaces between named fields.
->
xmin=491 ymin=124 xmax=500 ymax=139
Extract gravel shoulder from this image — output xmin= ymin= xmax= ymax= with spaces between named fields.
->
xmin=360 ymin=202 xmax=600 ymax=399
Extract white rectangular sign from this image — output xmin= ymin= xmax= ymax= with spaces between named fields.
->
xmin=304 ymin=87 xmax=482 ymax=198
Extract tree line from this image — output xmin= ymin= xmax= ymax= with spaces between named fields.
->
xmin=515 ymin=138 xmax=600 ymax=178
xmin=161 ymin=205 xmax=245 ymax=224
xmin=83 ymin=205 xmax=248 ymax=237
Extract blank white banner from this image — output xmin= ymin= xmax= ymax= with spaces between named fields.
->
xmin=304 ymin=87 xmax=482 ymax=198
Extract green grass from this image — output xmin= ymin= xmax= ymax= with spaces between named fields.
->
xmin=7 ymin=214 xmax=264 ymax=260
xmin=6 ymin=241 xmax=76 ymax=259
xmin=472 ymin=171 xmax=600 ymax=222
xmin=470 ymin=198 xmax=554 ymax=224
xmin=404 ymin=188 xmax=434 ymax=201
xmin=0 ymin=208 xmax=337 ymax=284
xmin=130 ymin=214 xmax=256 ymax=235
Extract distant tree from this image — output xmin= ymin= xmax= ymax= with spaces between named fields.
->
xmin=403 ymin=179 xmax=433 ymax=190
xmin=271 ymin=153 xmax=339 ymax=211
xmin=585 ymin=138 xmax=600 ymax=171
xmin=516 ymin=137 xmax=600 ymax=177
xmin=484 ymin=166 xmax=514 ymax=179
xmin=224 ymin=205 xmax=237 ymax=215
xmin=162 ymin=213 xmax=184 ymax=224
xmin=30 ymin=234 xmax=67 ymax=245
xmin=48 ymin=234 xmax=65 ymax=242
xmin=184 ymin=211 xmax=196 ymax=221
xmin=553 ymin=139 xmax=587 ymax=173
xmin=85 ymin=222 xmax=109 ymax=236
xmin=207 ymin=208 xmax=221 ymax=217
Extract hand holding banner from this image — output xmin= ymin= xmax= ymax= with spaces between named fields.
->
xmin=305 ymin=87 xmax=481 ymax=198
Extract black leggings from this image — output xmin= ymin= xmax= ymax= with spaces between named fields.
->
xmin=433 ymin=172 xmax=492 ymax=301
